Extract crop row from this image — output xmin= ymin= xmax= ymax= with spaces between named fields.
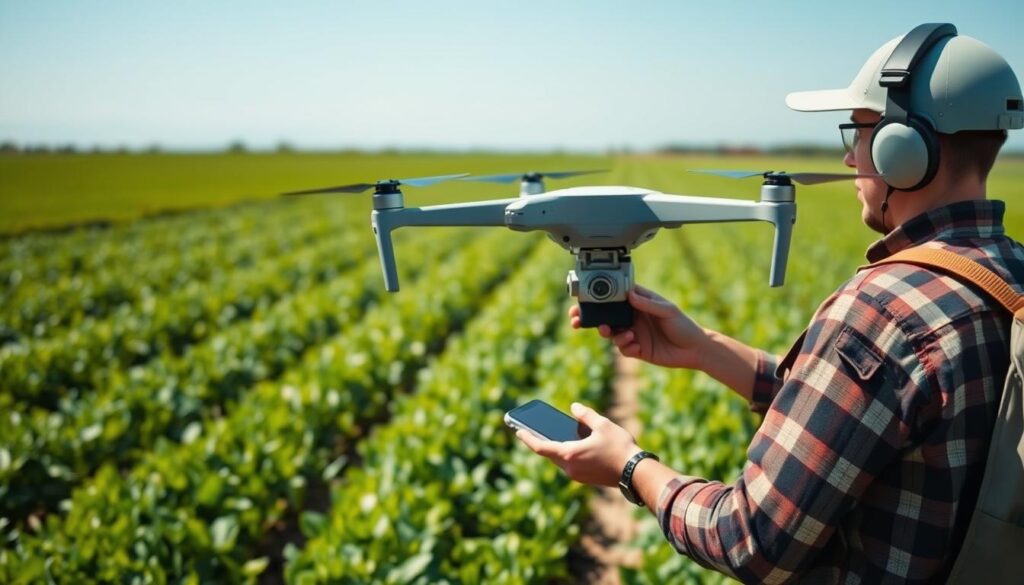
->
xmin=0 ymin=195 xmax=345 ymax=286
xmin=287 ymin=252 xmax=612 ymax=583
xmin=0 ymin=229 xmax=540 ymax=583
xmin=0 ymin=226 xmax=476 ymax=525
xmin=1 ymin=225 xmax=373 ymax=410
xmin=0 ymin=198 xmax=358 ymax=344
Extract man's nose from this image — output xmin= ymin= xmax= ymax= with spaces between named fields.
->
xmin=843 ymin=150 xmax=856 ymax=168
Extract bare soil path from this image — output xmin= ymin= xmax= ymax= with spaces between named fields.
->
xmin=571 ymin=353 xmax=645 ymax=583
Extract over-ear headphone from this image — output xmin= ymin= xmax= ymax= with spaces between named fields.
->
xmin=870 ymin=23 xmax=958 ymax=191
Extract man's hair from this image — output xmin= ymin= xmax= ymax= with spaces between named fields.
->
xmin=940 ymin=130 xmax=1008 ymax=181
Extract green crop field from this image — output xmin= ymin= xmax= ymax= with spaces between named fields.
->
xmin=1 ymin=152 xmax=1023 ymax=584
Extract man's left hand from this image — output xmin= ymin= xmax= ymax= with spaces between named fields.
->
xmin=515 ymin=402 xmax=642 ymax=488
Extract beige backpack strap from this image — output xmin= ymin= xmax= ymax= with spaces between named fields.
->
xmin=861 ymin=247 xmax=1024 ymax=318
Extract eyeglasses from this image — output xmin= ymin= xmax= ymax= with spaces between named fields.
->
xmin=839 ymin=122 xmax=878 ymax=155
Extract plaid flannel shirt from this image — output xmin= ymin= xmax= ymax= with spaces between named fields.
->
xmin=656 ymin=200 xmax=1024 ymax=584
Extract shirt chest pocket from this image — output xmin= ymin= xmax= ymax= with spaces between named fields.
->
xmin=774 ymin=326 xmax=883 ymax=382
xmin=834 ymin=327 xmax=884 ymax=381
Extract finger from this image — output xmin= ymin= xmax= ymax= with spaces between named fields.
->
xmin=570 ymin=402 xmax=609 ymax=428
xmin=632 ymin=284 xmax=665 ymax=302
xmin=612 ymin=329 xmax=634 ymax=347
xmin=570 ymin=316 xmax=581 ymax=329
xmin=619 ymin=342 xmax=641 ymax=358
xmin=628 ymin=288 xmax=676 ymax=318
xmin=568 ymin=305 xmax=580 ymax=318
xmin=597 ymin=324 xmax=613 ymax=338
xmin=632 ymin=284 xmax=654 ymax=298
xmin=516 ymin=430 xmax=562 ymax=458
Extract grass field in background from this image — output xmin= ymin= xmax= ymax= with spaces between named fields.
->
xmin=0 ymin=152 xmax=606 ymax=234
xmin=2 ymin=152 xmax=1024 ymax=583
xmin=1 ymin=151 xmax=1021 ymax=235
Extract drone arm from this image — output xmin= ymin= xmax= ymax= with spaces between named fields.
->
xmin=371 ymin=198 xmax=518 ymax=291
xmin=645 ymin=194 xmax=796 ymax=287
xmin=643 ymin=193 xmax=772 ymax=223
xmin=389 ymin=198 xmax=519 ymax=227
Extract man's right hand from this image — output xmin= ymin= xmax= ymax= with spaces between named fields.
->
xmin=569 ymin=285 xmax=710 ymax=370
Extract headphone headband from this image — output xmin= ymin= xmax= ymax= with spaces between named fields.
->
xmin=880 ymin=23 xmax=958 ymax=125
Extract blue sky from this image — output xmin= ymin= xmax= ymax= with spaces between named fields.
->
xmin=2 ymin=0 xmax=1023 ymax=151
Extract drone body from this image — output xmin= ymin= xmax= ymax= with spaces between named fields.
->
xmin=288 ymin=169 xmax=871 ymax=329
xmin=370 ymin=179 xmax=797 ymax=328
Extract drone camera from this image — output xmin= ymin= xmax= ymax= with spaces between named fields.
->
xmin=588 ymin=273 xmax=615 ymax=301
xmin=569 ymin=249 xmax=633 ymax=301
xmin=567 ymin=248 xmax=635 ymax=329
xmin=566 ymin=270 xmax=623 ymax=302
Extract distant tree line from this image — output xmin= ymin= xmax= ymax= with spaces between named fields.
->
xmin=0 ymin=140 xmax=295 ymax=155
xmin=655 ymin=143 xmax=848 ymax=157
xmin=0 ymin=141 xmax=163 ymax=155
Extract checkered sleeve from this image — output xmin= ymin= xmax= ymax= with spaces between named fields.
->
xmin=749 ymin=349 xmax=784 ymax=414
xmin=656 ymin=285 xmax=923 ymax=584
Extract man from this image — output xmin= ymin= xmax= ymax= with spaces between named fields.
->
xmin=516 ymin=24 xmax=1024 ymax=583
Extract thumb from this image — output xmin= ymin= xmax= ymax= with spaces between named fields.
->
xmin=571 ymin=402 xmax=605 ymax=426
xmin=628 ymin=288 xmax=676 ymax=319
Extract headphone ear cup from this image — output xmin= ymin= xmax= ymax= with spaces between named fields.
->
xmin=870 ymin=118 xmax=939 ymax=190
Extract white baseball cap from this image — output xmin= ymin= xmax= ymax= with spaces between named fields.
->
xmin=786 ymin=34 xmax=1024 ymax=133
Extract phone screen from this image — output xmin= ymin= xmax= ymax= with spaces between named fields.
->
xmin=506 ymin=399 xmax=592 ymax=442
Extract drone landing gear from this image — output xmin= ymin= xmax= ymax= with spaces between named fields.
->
xmin=578 ymin=301 xmax=634 ymax=330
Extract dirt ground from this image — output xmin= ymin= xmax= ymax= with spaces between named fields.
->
xmin=573 ymin=353 xmax=645 ymax=584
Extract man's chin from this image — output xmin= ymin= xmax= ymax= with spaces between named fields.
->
xmin=863 ymin=210 xmax=887 ymax=234
xmin=861 ymin=203 xmax=887 ymax=234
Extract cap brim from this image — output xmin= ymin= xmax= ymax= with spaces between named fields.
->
xmin=785 ymin=88 xmax=865 ymax=112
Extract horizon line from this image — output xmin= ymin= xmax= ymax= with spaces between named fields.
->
xmin=4 ymin=142 xmax=1024 ymax=157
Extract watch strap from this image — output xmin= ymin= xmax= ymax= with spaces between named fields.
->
xmin=619 ymin=450 xmax=659 ymax=506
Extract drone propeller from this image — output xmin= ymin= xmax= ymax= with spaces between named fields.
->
xmin=458 ymin=169 xmax=607 ymax=184
xmin=281 ymin=173 xmax=469 ymax=196
xmin=689 ymin=169 xmax=882 ymax=185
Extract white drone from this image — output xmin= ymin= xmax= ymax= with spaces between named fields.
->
xmin=284 ymin=169 xmax=874 ymax=328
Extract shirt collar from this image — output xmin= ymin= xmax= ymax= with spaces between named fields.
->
xmin=865 ymin=199 xmax=1006 ymax=263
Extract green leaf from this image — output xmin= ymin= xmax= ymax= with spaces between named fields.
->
xmin=385 ymin=551 xmax=433 ymax=584
xmin=243 ymin=557 xmax=269 ymax=577
xmin=299 ymin=511 xmax=327 ymax=539
xmin=81 ymin=423 xmax=102 ymax=442
xmin=322 ymin=455 xmax=347 ymax=481
xmin=181 ymin=421 xmax=203 ymax=445
xmin=195 ymin=474 xmax=224 ymax=507
xmin=282 ymin=542 xmax=299 ymax=562
xmin=210 ymin=515 xmax=239 ymax=552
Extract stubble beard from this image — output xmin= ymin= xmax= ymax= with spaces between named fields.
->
xmin=863 ymin=205 xmax=888 ymax=234
xmin=858 ymin=183 xmax=890 ymax=235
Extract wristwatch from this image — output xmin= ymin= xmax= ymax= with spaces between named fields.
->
xmin=619 ymin=450 xmax=659 ymax=506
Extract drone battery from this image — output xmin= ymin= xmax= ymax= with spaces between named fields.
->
xmin=578 ymin=301 xmax=634 ymax=330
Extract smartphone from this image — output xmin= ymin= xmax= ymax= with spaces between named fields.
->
xmin=504 ymin=399 xmax=592 ymax=442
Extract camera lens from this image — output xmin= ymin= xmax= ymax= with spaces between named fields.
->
xmin=588 ymin=274 xmax=614 ymax=301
